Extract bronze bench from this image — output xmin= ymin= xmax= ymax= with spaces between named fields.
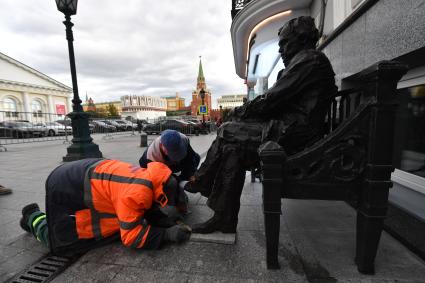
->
xmin=258 ymin=61 xmax=408 ymax=274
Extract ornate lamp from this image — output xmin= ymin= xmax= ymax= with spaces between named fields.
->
xmin=55 ymin=0 xmax=78 ymax=15
xmin=199 ymin=88 xmax=206 ymax=123
xmin=55 ymin=0 xmax=103 ymax=161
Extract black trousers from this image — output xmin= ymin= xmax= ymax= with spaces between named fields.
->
xmin=194 ymin=120 xmax=318 ymax=221
xmin=45 ymin=158 xmax=105 ymax=255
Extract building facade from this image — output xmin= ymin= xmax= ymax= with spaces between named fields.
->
xmin=217 ymin=94 xmax=246 ymax=109
xmin=230 ymin=0 xmax=425 ymax=258
xmin=164 ymin=92 xmax=185 ymax=111
xmin=190 ymin=58 xmax=212 ymax=119
xmin=0 ymin=52 xmax=72 ymax=122
xmin=83 ymin=97 xmax=122 ymax=115
xmin=120 ymin=94 xmax=167 ymax=120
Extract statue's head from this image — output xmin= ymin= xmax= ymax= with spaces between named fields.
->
xmin=278 ymin=16 xmax=319 ymax=65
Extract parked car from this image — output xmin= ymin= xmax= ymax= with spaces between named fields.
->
xmin=101 ymin=120 xmax=126 ymax=131
xmin=0 ymin=121 xmax=46 ymax=138
xmin=114 ymin=120 xmax=136 ymax=131
xmin=187 ymin=119 xmax=210 ymax=134
xmin=56 ymin=119 xmax=94 ymax=134
xmin=143 ymin=119 xmax=197 ymax=135
xmin=91 ymin=120 xmax=117 ymax=132
xmin=33 ymin=122 xmax=72 ymax=136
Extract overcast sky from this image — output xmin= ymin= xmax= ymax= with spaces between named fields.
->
xmin=0 ymin=0 xmax=246 ymax=107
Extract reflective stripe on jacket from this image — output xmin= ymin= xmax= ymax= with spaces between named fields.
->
xmin=75 ymin=159 xmax=172 ymax=248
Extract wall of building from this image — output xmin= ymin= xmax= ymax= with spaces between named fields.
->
xmin=0 ymin=87 xmax=71 ymax=122
xmin=317 ymin=0 xmax=425 ymax=87
xmin=217 ymin=94 xmax=246 ymax=109
xmin=315 ymin=0 xmax=425 ymax=259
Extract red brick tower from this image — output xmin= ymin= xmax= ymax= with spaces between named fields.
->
xmin=191 ymin=57 xmax=211 ymax=119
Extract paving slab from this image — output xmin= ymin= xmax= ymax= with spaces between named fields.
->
xmin=1 ymin=133 xmax=425 ymax=282
xmin=190 ymin=232 xmax=236 ymax=244
xmin=0 ymin=133 xmax=217 ymax=282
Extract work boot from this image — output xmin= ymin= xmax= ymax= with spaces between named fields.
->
xmin=0 ymin=185 xmax=12 ymax=195
xmin=20 ymin=203 xmax=40 ymax=233
xmin=191 ymin=212 xmax=237 ymax=234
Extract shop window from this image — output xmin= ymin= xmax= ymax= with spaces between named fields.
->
xmin=393 ymin=84 xmax=425 ymax=178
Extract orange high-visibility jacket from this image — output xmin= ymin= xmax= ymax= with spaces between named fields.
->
xmin=75 ymin=159 xmax=172 ymax=248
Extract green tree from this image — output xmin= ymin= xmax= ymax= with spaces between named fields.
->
xmin=107 ymin=104 xmax=119 ymax=117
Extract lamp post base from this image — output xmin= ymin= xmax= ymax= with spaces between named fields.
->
xmin=63 ymin=142 xmax=103 ymax=162
xmin=63 ymin=111 xmax=103 ymax=162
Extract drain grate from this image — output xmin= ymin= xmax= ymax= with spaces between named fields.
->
xmin=8 ymin=255 xmax=77 ymax=283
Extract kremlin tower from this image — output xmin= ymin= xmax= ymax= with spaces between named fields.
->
xmin=190 ymin=57 xmax=212 ymax=119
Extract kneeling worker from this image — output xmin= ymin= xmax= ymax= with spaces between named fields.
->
xmin=19 ymin=158 xmax=191 ymax=255
xmin=139 ymin=130 xmax=200 ymax=214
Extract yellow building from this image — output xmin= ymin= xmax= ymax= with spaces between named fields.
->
xmin=83 ymin=97 xmax=122 ymax=115
xmin=164 ymin=92 xmax=185 ymax=111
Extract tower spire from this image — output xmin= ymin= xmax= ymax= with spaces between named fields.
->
xmin=197 ymin=56 xmax=206 ymax=90
xmin=198 ymin=56 xmax=205 ymax=81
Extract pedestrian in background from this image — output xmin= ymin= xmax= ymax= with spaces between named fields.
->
xmin=0 ymin=184 xmax=12 ymax=195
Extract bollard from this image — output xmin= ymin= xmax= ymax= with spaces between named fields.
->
xmin=140 ymin=131 xmax=148 ymax=147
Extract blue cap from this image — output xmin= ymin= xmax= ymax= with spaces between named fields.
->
xmin=160 ymin=130 xmax=188 ymax=162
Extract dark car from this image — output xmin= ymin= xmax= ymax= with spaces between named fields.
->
xmin=114 ymin=120 xmax=136 ymax=131
xmin=91 ymin=120 xmax=116 ymax=133
xmin=0 ymin=121 xmax=45 ymax=138
xmin=101 ymin=120 xmax=126 ymax=131
xmin=143 ymin=119 xmax=197 ymax=135
xmin=187 ymin=120 xmax=207 ymax=134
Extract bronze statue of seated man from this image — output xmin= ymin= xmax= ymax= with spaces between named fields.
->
xmin=187 ymin=16 xmax=338 ymax=233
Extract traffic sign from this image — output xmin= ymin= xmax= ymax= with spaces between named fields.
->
xmin=198 ymin=105 xmax=208 ymax=114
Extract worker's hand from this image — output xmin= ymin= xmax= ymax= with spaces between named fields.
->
xmin=155 ymin=215 xmax=183 ymax=228
xmin=164 ymin=224 xmax=191 ymax=243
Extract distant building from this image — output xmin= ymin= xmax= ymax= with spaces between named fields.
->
xmin=0 ymin=51 xmax=72 ymax=122
xmin=83 ymin=97 xmax=122 ymax=115
xmin=217 ymin=94 xmax=246 ymax=109
xmin=83 ymin=97 xmax=96 ymax=112
xmin=120 ymin=95 xmax=166 ymax=120
xmin=164 ymin=92 xmax=185 ymax=111
xmin=92 ymin=101 xmax=121 ymax=114
xmin=190 ymin=57 xmax=212 ymax=119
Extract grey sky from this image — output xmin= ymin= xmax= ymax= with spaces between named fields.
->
xmin=0 ymin=0 xmax=246 ymax=107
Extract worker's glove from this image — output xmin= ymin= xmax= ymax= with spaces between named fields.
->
xmin=164 ymin=224 xmax=191 ymax=243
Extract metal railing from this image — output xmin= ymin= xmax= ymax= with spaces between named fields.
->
xmin=89 ymin=117 xmax=137 ymax=140
xmin=0 ymin=111 xmax=71 ymax=151
xmin=140 ymin=116 xmax=218 ymax=136
xmin=0 ymin=112 xmax=218 ymax=151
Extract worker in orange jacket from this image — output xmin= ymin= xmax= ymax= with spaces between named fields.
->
xmin=19 ymin=158 xmax=191 ymax=255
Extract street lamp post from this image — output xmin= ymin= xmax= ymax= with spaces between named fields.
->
xmin=55 ymin=0 xmax=102 ymax=161
xmin=199 ymin=88 xmax=206 ymax=124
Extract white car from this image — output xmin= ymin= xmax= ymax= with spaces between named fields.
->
xmin=34 ymin=122 xmax=72 ymax=136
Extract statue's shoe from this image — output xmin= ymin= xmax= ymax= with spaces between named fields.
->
xmin=191 ymin=213 xmax=237 ymax=234
xmin=182 ymin=181 xmax=200 ymax=194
